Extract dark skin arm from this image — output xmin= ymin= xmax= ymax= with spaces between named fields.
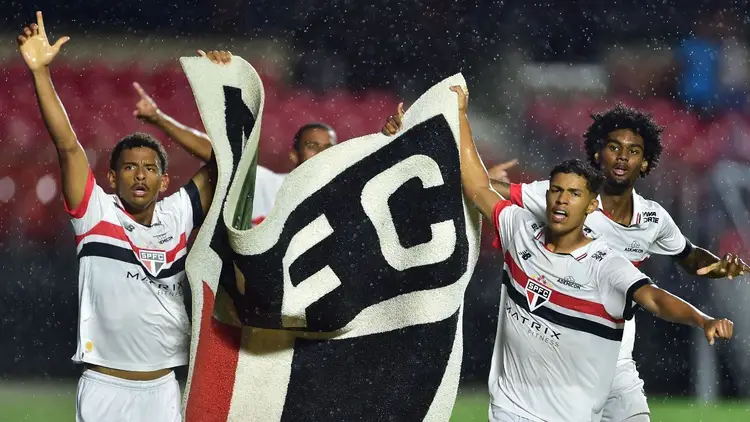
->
xmin=18 ymin=12 xmax=91 ymax=210
xmin=679 ymin=248 xmax=750 ymax=280
xmin=633 ymin=283 xmax=733 ymax=345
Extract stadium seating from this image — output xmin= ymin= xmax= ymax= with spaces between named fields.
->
xmin=0 ymin=61 xmax=397 ymax=239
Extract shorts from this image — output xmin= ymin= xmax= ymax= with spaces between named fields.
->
xmin=489 ymin=404 xmax=538 ymax=422
xmin=601 ymin=360 xmax=650 ymax=422
xmin=76 ymin=369 xmax=181 ymax=422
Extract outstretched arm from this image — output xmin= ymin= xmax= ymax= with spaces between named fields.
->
xmin=133 ymin=81 xmax=213 ymax=162
xmin=679 ymin=248 xmax=750 ymax=280
xmin=19 ymin=11 xmax=88 ymax=210
xmin=450 ymin=86 xmax=503 ymax=222
xmin=633 ymin=283 xmax=733 ymax=345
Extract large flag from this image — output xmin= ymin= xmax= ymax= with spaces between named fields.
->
xmin=182 ymin=55 xmax=481 ymax=421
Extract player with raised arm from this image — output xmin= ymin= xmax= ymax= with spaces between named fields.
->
xmin=484 ymin=104 xmax=749 ymax=421
xmin=132 ymin=57 xmax=337 ymax=225
xmin=451 ymin=85 xmax=733 ymax=422
xmin=18 ymin=11 xmax=217 ymax=422
xmin=382 ymin=101 xmax=748 ymax=422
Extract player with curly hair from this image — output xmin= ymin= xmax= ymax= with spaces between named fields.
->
xmin=381 ymin=101 xmax=749 ymax=421
xmin=483 ymin=103 xmax=749 ymax=422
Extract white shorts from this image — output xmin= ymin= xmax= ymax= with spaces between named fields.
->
xmin=489 ymin=404 xmax=537 ymax=422
xmin=601 ymin=360 xmax=650 ymax=422
xmin=76 ymin=369 xmax=181 ymax=422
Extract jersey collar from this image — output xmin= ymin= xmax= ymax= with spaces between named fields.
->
xmin=596 ymin=189 xmax=643 ymax=226
xmin=533 ymin=226 xmax=598 ymax=262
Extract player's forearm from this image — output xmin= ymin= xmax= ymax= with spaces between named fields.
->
xmin=458 ymin=113 xmax=491 ymax=194
xmin=31 ymin=67 xmax=79 ymax=151
xmin=642 ymin=287 xmax=710 ymax=328
xmin=678 ymin=247 xmax=722 ymax=278
xmin=152 ymin=111 xmax=213 ymax=162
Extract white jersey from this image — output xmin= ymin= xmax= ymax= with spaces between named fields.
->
xmin=509 ymin=181 xmax=690 ymax=361
xmin=250 ymin=165 xmax=286 ymax=224
xmin=66 ymin=170 xmax=202 ymax=371
xmin=489 ymin=199 xmax=650 ymax=422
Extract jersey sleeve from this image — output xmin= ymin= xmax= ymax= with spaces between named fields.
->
xmin=509 ymin=180 xmax=548 ymax=220
xmin=491 ymin=199 xmax=528 ymax=252
xmin=598 ymin=253 xmax=653 ymax=320
xmin=161 ymin=180 xmax=204 ymax=235
xmin=64 ymin=169 xmax=109 ymax=235
xmin=648 ymin=205 xmax=692 ymax=258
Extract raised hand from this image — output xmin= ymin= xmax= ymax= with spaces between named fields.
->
xmin=449 ymin=85 xmax=468 ymax=112
xmin=381 ymin=102 xmax=405 ymax=136
xmin=17 ymin=11 xmax=69 ymax=71
xmin=696 ymin=253 xmax=750 ymax=280
xmin=197 ymin=50 xmax=232 ymax=65
xmin=702 ymin=318 xmax=734 ymax=346
xmin=488 ymin=159 xmax=519 ymax=183
xmin=132 ymin=82 xmax=160 ymax=124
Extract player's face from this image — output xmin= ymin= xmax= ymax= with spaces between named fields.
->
xmin=108 ymin=147 xmax=169 ymax=211
xmin=595 ymin=129 xmax=648 ymax=190
xmin=289 ymin=128 xmax=337 ymax=167
xmin=545 ymin=172 xmax=598 ymax=235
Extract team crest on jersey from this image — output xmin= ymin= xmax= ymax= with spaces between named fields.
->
xmin=138 ymin=250 xmax=166 ymax=276
xmin=526 ymin=278 xmax=552 ymax=311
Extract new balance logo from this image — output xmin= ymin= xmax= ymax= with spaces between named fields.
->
xmin=526 ymin=279 xmax=551 ymax=312
xmin=591 ymin=250 xmax=607 ymax=261
xmin=625 ymin=241 xmax=644 ymax=254
xmin=139 ymin=250 xmax=166 ymax=276
xmin=520 ymin=250 xmax=532 ymax=261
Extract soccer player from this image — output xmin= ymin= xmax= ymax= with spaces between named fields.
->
xmin=485 ymin=104 xmax=749 ymax=421
xmin=18 ymin=12 xmax=217 ymax=422
xmin=132 ymin=55 xmax=337 ymax=224
xmin=450 ymin=85 xmax=733 ymax=422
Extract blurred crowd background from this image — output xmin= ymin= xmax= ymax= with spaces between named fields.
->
xmin=2 ymin=0 xmax=750 ymax=405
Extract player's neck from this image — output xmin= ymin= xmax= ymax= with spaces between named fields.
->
xmin=600 ymin=183 xmax=635 ymax=225
xmin=120 ymin=201 xmax=157 ymax=226
xmin=544 ymin=226 xmax=591 ymax=255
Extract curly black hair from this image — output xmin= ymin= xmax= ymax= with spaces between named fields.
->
xmin=550 ymin=158 xmax=605 ymax=195
xmin=582 ymin=103 xmax=664 ymax=177
xmin=110 ymin=132 xmax=169 ymax=173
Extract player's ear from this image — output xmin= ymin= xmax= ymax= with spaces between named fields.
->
xmin=107 ymin=169 xmax=117 ymax=190
xmin=289 ymin=150 xmax=300 ymax=166
xmin=159 ymin=173 xmax=170 ymax=193
xmin=586 ymin=197 xmax=599 ymax=215
xmin=640 ymin=160 xmax=648 ymax=175
xmin=594 ymin=152 xmax=599 ymax=163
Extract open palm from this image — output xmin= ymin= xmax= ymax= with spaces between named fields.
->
xmin=17 ymin=11 xmax=69 ymax=71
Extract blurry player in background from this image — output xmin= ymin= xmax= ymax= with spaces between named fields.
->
xmin=132 ymin=53 xmax=337 ymax=224
xmin=17 ymin=11 xmax=223 ymax=422
xmin=486 ymin=104 xmax=750 ymax=422
xmin=451 ymin=85 xmax=733 ymax=422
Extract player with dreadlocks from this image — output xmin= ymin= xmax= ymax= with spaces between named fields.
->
xmin=480 ymin=103 xmax=750 ymax=422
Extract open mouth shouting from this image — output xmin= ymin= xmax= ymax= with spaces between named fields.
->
xmin=132 ymin=184 xmax=149 ymax=198
xmin=550 ymin=207 xmax=568 ymax=223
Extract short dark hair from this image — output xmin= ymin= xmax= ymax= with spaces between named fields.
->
xmin=292 ymin=122 xmax=335 ymax=151
xmin=583 ymin=103 xmax=664 ymax=177
xmin=550 ymin=158 xmax=605 ymax=194
xmin=110 ymin=132 xmax=169 ymax=173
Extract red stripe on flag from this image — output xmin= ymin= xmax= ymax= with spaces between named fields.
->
xmin=504 ymin=251 xmax=623 ymax=323
xmin=185 ymin=282 xmax=242 ymax=422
